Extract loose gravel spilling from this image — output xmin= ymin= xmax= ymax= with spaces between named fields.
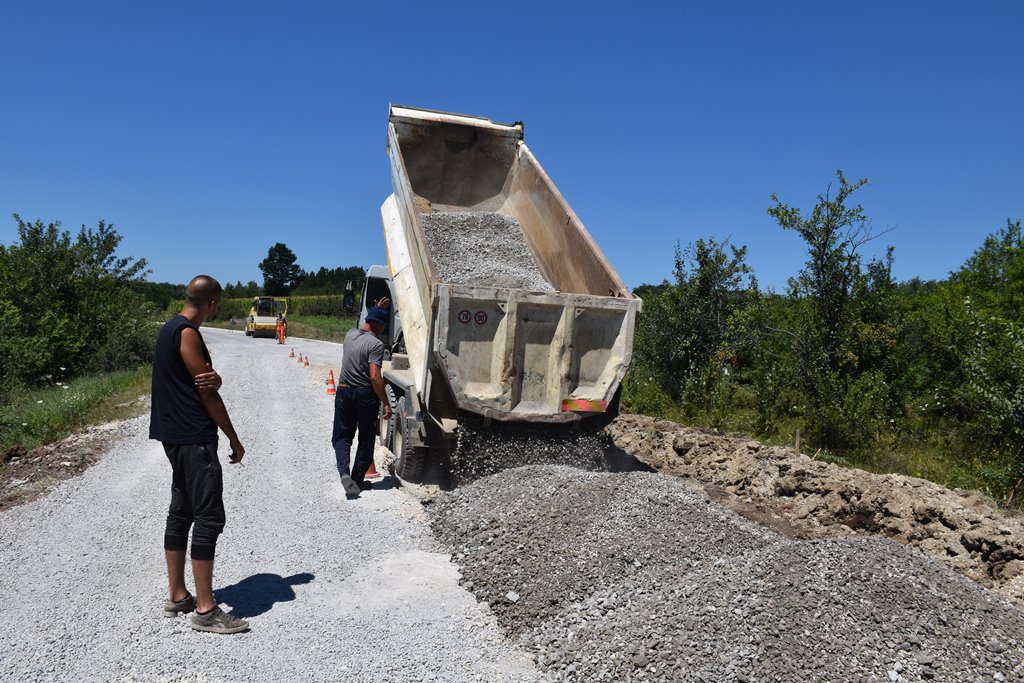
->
xmin=449 ymin=425 xmax=609 ymax=483
xmin=431 ymin=465 xmax=1024 ymax=682
xmin=421 ymin=211 xmax=555 ymax=292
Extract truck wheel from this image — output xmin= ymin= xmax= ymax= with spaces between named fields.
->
xmin=378 ymin=386 xmax=397 ymax=449
xmin=393 ymin=397 xmax=426 ymax=482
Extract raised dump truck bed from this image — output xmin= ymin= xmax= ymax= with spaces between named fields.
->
xmin=369 ymin=105 xmax=640 ymax=481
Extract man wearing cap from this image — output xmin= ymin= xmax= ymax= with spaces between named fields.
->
xmin=332 ymin=298 xmax=393 ymax=498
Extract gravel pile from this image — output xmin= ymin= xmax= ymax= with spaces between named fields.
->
xmin=431 ymin=465 xmax=1024 ymax=682
xmin=449 ymin=425 xmax=609 ymax=483
xmin=421 ymin=211 xmax=555 ymax=292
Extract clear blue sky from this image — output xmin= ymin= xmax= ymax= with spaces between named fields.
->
xmin=1 ymin=1 xmax=1021 ymax=291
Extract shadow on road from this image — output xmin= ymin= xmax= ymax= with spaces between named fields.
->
xmin=215 ymin=572 xmax=315 ymax=618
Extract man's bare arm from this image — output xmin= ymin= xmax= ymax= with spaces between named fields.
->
xmin=369 ymin=363 xmax=392 ymax=420
xmin=180 ymin=327 xmax=245 ymax=463
xmin=194 ymin=363 xmax=222 ymax=391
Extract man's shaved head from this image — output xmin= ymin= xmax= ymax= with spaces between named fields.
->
xmin=185 ymin=275 xmax=223 ymax=307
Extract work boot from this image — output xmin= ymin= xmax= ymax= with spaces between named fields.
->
xmin=163 ymin=592 xmax=195 ymax=618
xmin=190 ymin=605 xmax=249 ymax=634
xmin=340 ymin=474 xmax=361 ymax=498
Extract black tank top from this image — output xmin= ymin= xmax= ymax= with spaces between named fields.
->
xmin=149 ymin=315 xmax=217 ymax=444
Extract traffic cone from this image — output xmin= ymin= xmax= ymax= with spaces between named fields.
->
xmin=289 ymin=347 xmax=295 ymax=358
xmin=365 ymin=460 xmax=381 ymax=480
xmin=326 ymin=370 xmax=336 ymax=395
xmin=304 ymin=355 xmax=310 ymax=367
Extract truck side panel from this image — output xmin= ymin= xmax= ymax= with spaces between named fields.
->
xmin=503 ymin=144 xmax=631 ymax=298
xmin=381 ymin=195 xmax=430 ymax=397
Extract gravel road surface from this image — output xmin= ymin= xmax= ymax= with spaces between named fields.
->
xmin=4 ymin=327 xmax=1024 ymax=682
xmin=0 ymin=328 xmax=541 ymax=682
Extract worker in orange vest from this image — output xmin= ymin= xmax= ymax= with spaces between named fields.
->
xmin=276 ymin=313 xmax=287 ymax=345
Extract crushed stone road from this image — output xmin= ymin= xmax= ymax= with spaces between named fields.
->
xmin=0 ymin=328 xmax=540 ymax=682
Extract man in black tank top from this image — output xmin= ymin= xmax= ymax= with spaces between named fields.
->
xmin=149 ymin=275 xmax=249 ymax=634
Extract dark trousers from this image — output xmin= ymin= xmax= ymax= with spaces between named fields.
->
xmin=331 ymin=386 xmax=379 ymax=484
xmin=163 ymin=442 xmax=225 ymax=561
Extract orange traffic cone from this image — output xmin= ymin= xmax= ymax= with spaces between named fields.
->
xmin=304 ymin=355 xmax=310 ymax=367
xmin=326 ymin=370 xmax=336 ymax=395
xmin=365 ymin=460 xmax=381 ymax=480
xmin=289 ymin=348 xmax=295 ymax=358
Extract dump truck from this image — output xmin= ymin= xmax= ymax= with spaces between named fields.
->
xmin=366 ymin=105 xmax=640 ymax=482
xmin=245 ymin=296 xmax=287 ymax=338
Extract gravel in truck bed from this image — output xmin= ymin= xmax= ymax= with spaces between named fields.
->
xmin=420 ymin=211 xmax=555 ymax=292
xmin=431 ymin=465 xmax=1024 ymax=682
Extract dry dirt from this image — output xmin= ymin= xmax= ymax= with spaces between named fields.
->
xmin=606 ymin=412 xmax=1024 ymax=608
xmin=0 ymin=422 xmax=125 ymax=511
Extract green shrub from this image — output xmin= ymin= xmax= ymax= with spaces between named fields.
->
xmin=0 ymin=216 xmax=154 ymax=394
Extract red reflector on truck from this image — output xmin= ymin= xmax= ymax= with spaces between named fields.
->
xmin=560 ymin=399 xmax=608 ymax=413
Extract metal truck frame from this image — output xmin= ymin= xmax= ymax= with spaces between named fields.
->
xmin=366 ymin=105 xmax=641 ymax=483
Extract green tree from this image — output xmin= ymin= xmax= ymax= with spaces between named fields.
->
xmin=259 ymin=243 xmax=302 ymax=295
xmin=130 ymin=281 xmax=186 ymax=309
xmin=223 ymin=280 xmax=262 ymax=298
xmin=766 ymin=171 xmax=896 ymax=449
xmin=632 ymin=238 xmax=754 ymax=413
xmin=0 ymin=215 xmax=153 ymax=391
xmin=952 ymin=219 xmax=1023 ymax=321
xmin=292 ymin=265 xmax=365 ymax=295
xmin=962 ymin=312 xmax=1024 ymax=504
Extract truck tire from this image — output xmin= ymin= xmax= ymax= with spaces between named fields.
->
xmin=378 ymin=385 xmax=397 ymax=449
xmin=393 ymin=397 xmax=426 ymax=482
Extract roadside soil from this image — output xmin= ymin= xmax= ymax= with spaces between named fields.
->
xmin=606 ymin=412 xmax=1024 ymax=608
xmin=0 ymin=418 xmax=137 ymax=512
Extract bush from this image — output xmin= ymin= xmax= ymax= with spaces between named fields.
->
xmin=0 ymin=215 xmax=154 ymax=395
xmin=962 ymin=313 xmax=1024 ymax=503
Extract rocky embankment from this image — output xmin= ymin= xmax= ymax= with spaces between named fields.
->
xmin=606 ymin=413 xmax=1024 ymax=608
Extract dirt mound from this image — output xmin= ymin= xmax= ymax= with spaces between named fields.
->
xmin=606 ymin=413 xmax=1024 ymax=607
xmin=0 ymin=422 xmax=127 ymax=511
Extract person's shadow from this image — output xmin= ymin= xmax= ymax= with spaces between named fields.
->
xmin=215 ymin=572 xmax=315 ymax=618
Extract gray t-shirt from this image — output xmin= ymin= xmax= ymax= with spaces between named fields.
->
xmin=338 ymin=328 xmax=385 ymax=388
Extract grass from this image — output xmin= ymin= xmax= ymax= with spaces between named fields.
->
xmin=0 ymin=366 xmax=152 ymax=451
xmin=204 ymin=314 xmax=358 ymax=343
